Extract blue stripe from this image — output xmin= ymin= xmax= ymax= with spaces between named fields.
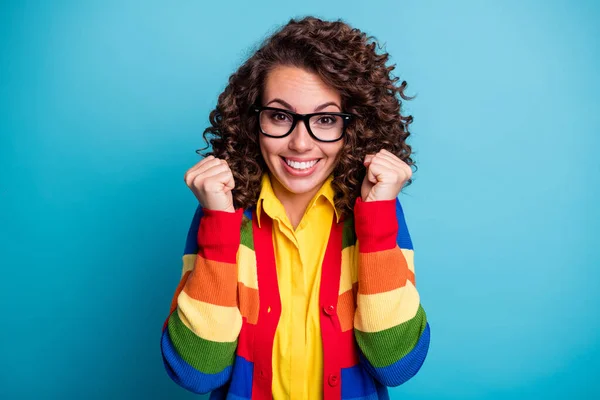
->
xmin=225 ymin=394 xmax=251 ymax=400
xmin=227 ymin=356 xmax=254 ymax=398
xmin=395 ymin=198 xmax=413 ymax=250
xmin=161 ymin=328 xmax=232 ymax=394
xmin=360 ymin=322 xmax=430 ymax=387
xmin=374 ymin=381 xmax=390 ymax=400
xmin=344 ymin=393 xmax=380 ymax=400
xmin=183 ymin=205 xmax=203 ymax=255
xmin=341 ymin=365 xmax=377 ymax=399
xmin=208 ymin=384 xmax=229 ymax=400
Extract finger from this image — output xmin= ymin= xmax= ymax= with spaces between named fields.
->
xmin=368 ymin=153 xmax=397 ymax=171
xmin=186 ymin=159 xmax=227 ymax=183
xmin=375 ymin=150 xmax=406 ymax=169
xmin=366 ymin=159 xmax=389 ymax=184
xmin=366 ymin=166 xmax=378 ymax=184
xmin=184 ymin=156 xmax=218 ymax=181
xmin=221 ymin=170 xmax=235 ymax=191
xmin=203 ymin=170 xmax=235 ymax=191
xmin=197 ymin=162 xmax=232 ymax=180
xmin=374 ymin=151 xmax=412 ymax=178
xmin=379 ymin=149 xmax=398 ymax=158
xmin=363 ymin=154 xmax=375 ymax=165
xmin=190 ymin=155 xmax=216 ymax=171
xmin=196 ymin=158 xmax=227 ymax=174
xmin=187 ymin=163 xmax=230 ymax=188
xmin=377 ymin=150 xmax=401 ymax=164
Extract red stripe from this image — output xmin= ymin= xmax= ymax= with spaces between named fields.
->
xmin=353 ymin=198 xmax=398 ymax=253
xmin=320 ymin=216 xmax=343 ymax=400
xmin=251 ymin=213 xmax=281 ymax=400
xmin=236 ymin=318 xmax=256 ymax=362
xmin=339 ymin=329 xmax=360 ymax=368
xmin=197 ymin=208 xmax=244 ymax=263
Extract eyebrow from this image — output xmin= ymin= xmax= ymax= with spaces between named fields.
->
xmin=265 ymin=98 xmax=342 ymax=112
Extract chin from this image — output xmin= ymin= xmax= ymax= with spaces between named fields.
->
xmin=272 ymin=168 xmax=330 ymax=196
xmin=282 ymin=178 xmax=323 ymax=194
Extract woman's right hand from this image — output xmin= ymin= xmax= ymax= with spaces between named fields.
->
xmin=184 ymin=156 xmax=236 ymax=213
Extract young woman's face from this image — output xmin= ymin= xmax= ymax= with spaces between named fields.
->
xmin=259 ymin=65 xmax=344 ymax=200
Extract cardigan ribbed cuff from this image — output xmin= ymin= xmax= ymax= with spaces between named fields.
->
xmin=354 ymin=197 xmax=399 ymax=252
xmin=197 ymin=208 xmax=244 ymax=263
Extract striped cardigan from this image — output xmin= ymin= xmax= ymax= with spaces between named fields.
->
xmin=161 ymin=197 xmax=430 ymax=399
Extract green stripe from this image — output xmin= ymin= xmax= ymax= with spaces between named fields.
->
xmin=240 ymin=215 xmax=254 ymax=251
xmin=355 ymin=304 xmax=427 ymax=368
xmin=167 ymin=309 xmax=237 ymax=374
xmin=342 ymin=216 xmax=356 ymax=249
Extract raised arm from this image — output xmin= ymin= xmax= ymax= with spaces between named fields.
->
xmin=352 ymin=147 xmax=431 ymax=386
xmin=161 ymin=156 xmax=243 ymax=394
xmin=161 ymin=205 xmax=243 ymax=394
xmin=353 ymin=197 xmax=430 ymax=386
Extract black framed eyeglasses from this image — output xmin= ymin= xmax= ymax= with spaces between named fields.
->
xmin=251 ymin=105 xmax=356 ymax=143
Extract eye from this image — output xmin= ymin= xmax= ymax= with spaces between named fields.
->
xmin=317 ymin=115 xmax=338 ymax=125
xmin=271 ymin=112 xmax=291 ymax=122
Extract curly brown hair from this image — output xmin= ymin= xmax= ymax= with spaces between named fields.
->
xmin=199 ymin=16 xmax=415 ymax=218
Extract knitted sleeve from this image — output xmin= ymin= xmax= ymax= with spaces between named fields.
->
xmin=160 ymin=205 xmax=244 ymax=394
xmin=353 ymin=197 xmax=430 ymax=386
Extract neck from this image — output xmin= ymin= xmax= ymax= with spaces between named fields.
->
xmin=270 ymin=177 xmax=321 ymax=229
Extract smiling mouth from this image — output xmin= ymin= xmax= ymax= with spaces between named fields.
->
xmin=282 ymin=157 xmax=320 ymax=170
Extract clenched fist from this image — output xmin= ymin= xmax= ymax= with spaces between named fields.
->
xmin=361 ymin=149 xmax=412 ymax=202
xmin=184 ymin=156 xmax=236 ymax=213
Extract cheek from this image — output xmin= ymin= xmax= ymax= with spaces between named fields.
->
xmin=258 ymin=136 xmax=269 ymax=159
xmin=327 ymin=143 xmax=345 ymax=173
xmin=258 ymin=136 xmax=280 ymax=163
xmin=325 ymin=142 xmax=344 ymax=161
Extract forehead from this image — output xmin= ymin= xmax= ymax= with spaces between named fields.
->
xmin=263 ymin=65 xmax=341 ymax=111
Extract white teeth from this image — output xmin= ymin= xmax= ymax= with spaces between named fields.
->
xmin=285 ymin=159 xmax=318 ymax=170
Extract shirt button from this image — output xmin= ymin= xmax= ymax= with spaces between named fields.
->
xmin=328 ymin=374 xmax=339 ymax=387
xmin=323 ymin=305 xmax=335 ymax=315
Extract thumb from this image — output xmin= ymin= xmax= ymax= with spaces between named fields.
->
xmin=224 ymin=174 xmax=235 ymax=190
xmin=367 ymin=168 xmax=378 ymax=184
xmin=363 ymin=154 xmax=378 ymax=183
xmin=365 ymin=162 xmax=379 ymax=184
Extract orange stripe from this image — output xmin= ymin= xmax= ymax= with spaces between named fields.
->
xmin=336 ymin=288 xmax=355 ymax=332
xmin=358 ymin=247 xmax=414 ymax=295
xmin=183 ymin=255 xmax=237 ymax=306
xmin=169 ymin=270 xmax=191 ymax=314
xmin=238 ymin=282 xmax=259 ymax=325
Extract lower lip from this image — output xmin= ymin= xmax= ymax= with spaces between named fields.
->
xmin=280 ymin=157 xmax=320 ymax=176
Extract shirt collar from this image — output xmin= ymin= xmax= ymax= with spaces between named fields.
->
xmin=256 ymin=173 xmax=340 ymax=228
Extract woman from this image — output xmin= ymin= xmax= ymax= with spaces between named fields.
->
xmin=161 ymin=16 xmax=430 ymax=400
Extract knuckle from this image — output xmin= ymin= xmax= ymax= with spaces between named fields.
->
xmin=193 ymin=174 xmax=205 ymax=188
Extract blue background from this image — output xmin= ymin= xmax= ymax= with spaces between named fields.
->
xmin=1 ymin=0 xmax=599 ymax=399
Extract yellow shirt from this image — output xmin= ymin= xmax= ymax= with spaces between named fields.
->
xmin=256 ymin=174 xmax=340 ymax=399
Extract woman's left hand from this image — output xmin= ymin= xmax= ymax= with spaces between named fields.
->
xmin=361 ymin=149 xmax=412 ymax=202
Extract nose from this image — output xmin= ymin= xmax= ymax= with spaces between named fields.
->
xmin=288 ymin=120 xmax=314 ymax=152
